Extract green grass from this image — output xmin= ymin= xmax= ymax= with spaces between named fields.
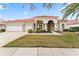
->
xmin=4 ymin=32 xmax=79 ymax=48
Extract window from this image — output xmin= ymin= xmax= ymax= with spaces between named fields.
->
xmin=62 ymin=24 xmax=65 ymax=30
xmin=39 ymin=24 xmax=42 ymax=30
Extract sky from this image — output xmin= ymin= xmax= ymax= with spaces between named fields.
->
xmin=0 ymin=3 xmax=72 ymax=20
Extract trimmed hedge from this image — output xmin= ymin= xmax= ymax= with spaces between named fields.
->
xmin=35 ymin=28 xmax=48 ymax=33
xmin=63 ymin=27 xmax=79 ymax=32
xmin=68 ymin=28 xmax=77 ymax=32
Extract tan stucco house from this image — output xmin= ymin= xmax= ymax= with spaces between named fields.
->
xmin=4 ymin=16 xmax=68 ymax=32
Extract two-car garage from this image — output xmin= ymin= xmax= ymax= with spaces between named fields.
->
xmin=6 ymin=22 xmax=24 ymax=31
xmin=5 ymin=19 xmax=34 ymax=32
xmin=6 ymin=25 xmax=23 ymax=32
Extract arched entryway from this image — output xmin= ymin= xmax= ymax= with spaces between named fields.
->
xmin=36 ymin=20 xmax=43 ymax=30
xmin=47 ymin=20 xmax=54 ymax=32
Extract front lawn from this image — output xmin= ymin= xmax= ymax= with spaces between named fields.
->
xmin=4 ymin=32 xmax=79 ymax=48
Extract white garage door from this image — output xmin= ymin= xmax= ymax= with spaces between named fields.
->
xmin=6 ymin=25 xmax=23 ymax=31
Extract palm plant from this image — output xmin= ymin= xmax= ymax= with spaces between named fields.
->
xmin=23 ymin=3 xmax=53 ymax=11
xmin=43 ymin=3 xmax=53 ymax=10
xmin=23 ymin=3 xmax=37 ymax=11
xmin=62 ymin=3 xmax=79 ymax=20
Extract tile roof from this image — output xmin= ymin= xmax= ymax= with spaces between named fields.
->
xmin=6 ymin=16 xmax=59 ymax=23
xmin=67 ymin=20 xmax=79 ymax=25
xmin=7 ymin=19 xmax=34 ymax=23
xmin=34 ymin=15 xmax=59 ymax=19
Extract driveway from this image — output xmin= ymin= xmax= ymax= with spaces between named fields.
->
xmin=0 ymin=32 xmax=27 ymax=47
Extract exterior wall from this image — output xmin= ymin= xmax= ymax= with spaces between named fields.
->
xmin=68 ymin=24 xmax=79 ymax=28
xmin=58 ymin=21 xmax=68 ymax=31
xmin=24 ymin=23 xmax=33 ymax=31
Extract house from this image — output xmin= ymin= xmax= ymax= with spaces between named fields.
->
xmin=5 ymin=16 xmax=68 ymax=32
xmin=67 ymin=20 xmax=79 ymax=28
xmin=0 ymin=19 xmax=6 ymax=30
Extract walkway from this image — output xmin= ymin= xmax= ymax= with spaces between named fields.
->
xmin=0 ymin=48 xmax=79 ymax=56
xmin=28 ymin=32 xmax=62 ymax=35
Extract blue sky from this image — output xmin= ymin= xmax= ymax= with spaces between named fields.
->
xmin=0 ymin=3 xmax=70 ymax=20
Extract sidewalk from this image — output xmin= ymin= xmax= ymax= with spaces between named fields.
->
xmin=0 ymin=47 xmax=79 ymax=56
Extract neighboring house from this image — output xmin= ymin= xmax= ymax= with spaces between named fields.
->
xmin=0 ymin=20 xmax=6 ymax=30
xmin=5 ymin=16 xmax=68 ymax=32
xmin=67 ymin=20 xmax=79 ymax=28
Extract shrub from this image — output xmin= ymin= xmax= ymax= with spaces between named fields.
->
xmin=35 ymin=28 xmax=47 ymax=33
xmin=63 ymin=29 xmax=69 ymax=31
xmin=36 ymin=29 xmax=42 ymax=33
xmin=67 ymin=27 xmax=79 ymax=32
xmin=68 ymin=28 xmax=77 ymax=32
xmin=28 ymin=29 xmax=33 ymax=33
xmin=42 ymin=30 xmax=47 ymax=32
xmin=71 ymin=27 xmax=79 ymax=31
xmin=0 ymin=29 xmax=5 ymax=32
xmin=63 ymin=27 xmax=79 ymax=32
xmin=1 ymin=29 xmax=5 ymax=32
xmin=47 ymin=30 xmax=52 ymax=33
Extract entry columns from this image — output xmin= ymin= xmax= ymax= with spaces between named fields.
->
xmin=34 ymin=23 xmax=37 ymax=31
xmin=45 ymin=23 xmax=47 ymax=31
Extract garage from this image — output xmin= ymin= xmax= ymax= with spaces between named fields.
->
xmin=6 ymin=25 xmax=23 ymax=31
xmin=5 ymin=19 xmax=34 ymax=32
xmin=6 ymin=22 xmax=24 ymax=32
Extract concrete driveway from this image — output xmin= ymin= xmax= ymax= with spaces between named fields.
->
xmin=0 ymin=32 xmax=27 ymax=47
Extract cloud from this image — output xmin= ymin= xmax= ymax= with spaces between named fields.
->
xmin=24 ymin=11 xmax=28 ymax=15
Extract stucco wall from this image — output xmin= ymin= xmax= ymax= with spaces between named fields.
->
xmin=34 ymin=17 xmax=58 ymax=31
xmin=24 ymin=23 xmax=33 ymax=31
xmin=67 ymin=24 xmax=79 ymax=29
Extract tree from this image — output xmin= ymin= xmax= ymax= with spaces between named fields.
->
xmin=23 ymin=3 xmax=53 ymax=11
xmin=23 ymin=3 xmax=79 ymax=20
xmin=62 ymin=3 xmax=79 ymax=20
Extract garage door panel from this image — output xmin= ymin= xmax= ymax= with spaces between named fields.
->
xmin=6 ymin=25 xmax=23 ymax=31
